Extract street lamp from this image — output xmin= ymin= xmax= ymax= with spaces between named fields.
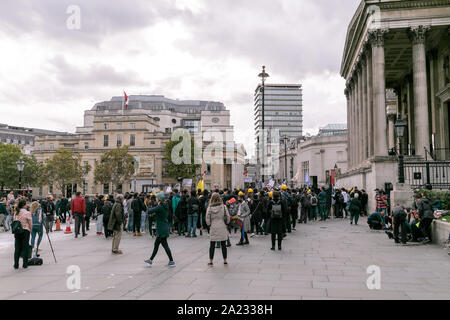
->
xmin=395 ymin=115 xmax=407 ymax=183
xmin=258 ymin=66 xmax=269 ymax=185
xmin=16 ymin=157 xmax=25 ymax=191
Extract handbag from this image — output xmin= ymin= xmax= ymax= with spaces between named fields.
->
xmin=11 ymin=220 xmax=24 ymax=235
xmin=236 ymin=218 xmax=244 ymax=228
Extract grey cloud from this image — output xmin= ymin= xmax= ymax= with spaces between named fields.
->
xmin=48 ymin=54 xmax=148 ymax=87
xmin=0 ymin=0 xmax=186 ymax=46
xmin=175 ymin=0 xmax=359 ymax=78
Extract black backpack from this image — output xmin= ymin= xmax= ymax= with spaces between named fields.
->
xmin=271 ymin=203 xmax=282 ymax=219
xmin=11 ymin=220 xmax=24 ymax=235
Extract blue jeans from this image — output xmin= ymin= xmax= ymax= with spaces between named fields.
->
xmin=30 ymin=226 xmax=43 ymax=249
xmin=127 ymin=213 xmax=134 ymax=232
xmin=141 ymin=212 xmax=147 ymax=233
xmin=187 ymin=214 xmax=198 ymax=236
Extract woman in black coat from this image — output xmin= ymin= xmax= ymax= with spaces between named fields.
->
xmin=268 ymin=191 xmax=288 ymax=251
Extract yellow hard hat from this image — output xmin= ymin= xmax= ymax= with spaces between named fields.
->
xmin=282 ymin=185 xmax=288 ymax=190
xmin=307 ymin=190 xmax=312 ymax=194
xmin=238 ymin=191 xmax=244 ymax=196
xmin=248 ymin=188 xmax=254 ymax=193
xmin=269 ymin=191 xmax=273 ymax=198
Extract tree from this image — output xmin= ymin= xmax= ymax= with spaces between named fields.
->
xmin=44 ymin=149 xmax=91 ymax=196
xmin=0 ymin=143 xmax=23 ymax=192
xmin=22 ymin=155 xmax=46 ymax=189
xmin=164 ymin=137 xmax=200 ymax=181
xmin=94 ymin=146 xmax=135 ymax=194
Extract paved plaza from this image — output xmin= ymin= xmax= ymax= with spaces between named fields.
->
xmin=0 ymin=218 xmax=449 ymax=300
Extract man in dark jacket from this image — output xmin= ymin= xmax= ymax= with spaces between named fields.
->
xmin=131 ymin=193 xmax=144 ymax=236
xmin=108 ymin=194 xmax=124 ymax=254
xmin=417 ymin=193 xmax=434 ymax=244
xmin=60 ymin=196 xmax=68 ymax=223
xmin=85 ymin=196 xmax=96 ymax=231
xmin=268 ymin=191 xmax=288 ymax=250
xmin=42 ymin=195 xmax=56 ymax=233
xmin=186 ymin=191 xmax=200 ymax=237
xmin=102 ymin=196 xmax=113 ymax=238
xmin=71 ymin=192 xmax=86 ymax=238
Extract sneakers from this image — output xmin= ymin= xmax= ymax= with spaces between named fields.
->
xmin=168 ymin=261 xmax=176 ymax=267
xmin=385 ymin=231 xmax=394 ymax=239
xmin=208 ymin=262 xmax=213 ymax=267
xmin=270 ymin=247 xmax=275 ymax=251
xmin=144 ymin=259 xmax=153 ymax=265
xmin=421 ymin=238 xmax=432 ymax=244
xmin=112 ymin=250 xmax=123 ymax=254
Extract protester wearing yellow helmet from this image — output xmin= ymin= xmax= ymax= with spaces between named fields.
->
xmin=281 ymin=185 xmax=288 ymax=191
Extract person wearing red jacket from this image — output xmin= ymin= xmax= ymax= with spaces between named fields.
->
xmin=71 ymin=192 xmax=86 ymax=238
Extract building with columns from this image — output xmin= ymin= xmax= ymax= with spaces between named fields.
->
xmin=337 ymin=0 xmax=450 ymax=211
xmin=32 ymin=95 xmax=246 ymax=198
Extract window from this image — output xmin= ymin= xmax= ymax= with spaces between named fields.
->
xmin=150 ymin=141 xmax=155 ymax=145
xmin=130 ymin=134 xmax=135 ymax=146
xmin=206 ymin=164 xmax=211 ymax=175
xmin=103 ymin=184 xmax=109 ymax=195
xmin=84 ymin=142 xmax=89 ymax=150
xmin=117 ymin=123 xmax=122 ymax=129
xmin=117 ymin=134 xmax=122 ymax=147
xmin=49 ymin=185 xmax=53 ymax=194
xmin=40 ymin=143 xmax=44 ymax=151
xmin=50 ymin=143 xmax=54 ymax=150
xmin=104 ymin=123 xmax=109 ymax=130
xmin=130 ymin=123 xmax=136 ymax=129
xmin=104 ymin=135 xmax=109 ymax=147
xmin=83 ymin=181 xmax=88 ymax=194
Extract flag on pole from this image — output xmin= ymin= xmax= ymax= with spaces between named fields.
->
xmin=293 ymin=167 xmax=301 ymax=181
xmin=124 ymin=91 xmax=129 ymax=110
xmin=196 ymin=179 xmax=204 ymax=192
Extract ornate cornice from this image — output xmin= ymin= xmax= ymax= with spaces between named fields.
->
xmin=407 ymin=25 xmax=430 ymax=44
xmin=377 ymin=0 xmax=450 ymax=10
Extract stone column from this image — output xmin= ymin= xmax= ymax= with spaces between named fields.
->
xmin=361 ymin=53 xmax=368 ymax=161
xmin=351 ymin=80 xmax=357 ymax=167
xmin=345 ymin=87 xmax=351 ymax=168
xmin=366 ymin=47 xmax=374 ymax=157
xmin=408 ymin=26 xmax=430 ymax=158
xmin=354 ymin=69 xmax=359 ymax=165
xmin=349 ymin=82 xmax=355 ymax=168
xmin=357 ymin=63 xmax=364 ymax=163
xmin=369 ymin=29 xmax=389 ymax=157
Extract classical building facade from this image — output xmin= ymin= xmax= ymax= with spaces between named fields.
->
xmin=338 ymin=0 xmax=450 ymax=211
xmin=271 ymin=124 xmax=348 ymax=188
xmin=0 ymin=123 xmax=65 ymax=155
xmin=32 ymin=95 xmax=246 ymax=197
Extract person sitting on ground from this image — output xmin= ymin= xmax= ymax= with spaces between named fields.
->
xmin=367 ymin=211 xmax=385 ymax=230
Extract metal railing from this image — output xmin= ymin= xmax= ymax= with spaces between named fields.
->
xmin=404 ymin=160 xmax=450 ymax=190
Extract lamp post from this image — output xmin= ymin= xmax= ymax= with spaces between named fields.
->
xmin=258 ymin=66 xmax=269 ymax=185
xmin=282 ymin=135 xmax=288 ymax=182
xmin=16 ymin=157 xmax=25 ymax=192
xmin=395 ymin=116 xmax=407 ymax=184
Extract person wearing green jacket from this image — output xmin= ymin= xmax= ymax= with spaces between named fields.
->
xmin=349 ymin=193 xmax=362 ymax=225
xmin=318 ymin=188 xmax=328 ymax=221
xmin=145 ymin=193 xmax=175 ymax=267
xmin=108 ymin=194 xmax=124 ymax=255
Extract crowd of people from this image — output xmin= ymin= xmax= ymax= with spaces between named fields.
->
xmin=2 ymin=183 xmax=447 ymax=270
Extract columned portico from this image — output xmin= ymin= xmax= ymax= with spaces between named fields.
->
xmin=408 ymin=25 xmax=431 ymax=157
xmin=339 ymin=0 xmax=450 ymax=212
xmin=369 ymin=29 xmax=388 ymax=157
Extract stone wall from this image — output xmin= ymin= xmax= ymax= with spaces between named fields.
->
xmin=432 ymin=220 xmax=450 ymax=245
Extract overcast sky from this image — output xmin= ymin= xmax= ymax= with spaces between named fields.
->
xmin=0 ymin=0 xmax=360 ymax=156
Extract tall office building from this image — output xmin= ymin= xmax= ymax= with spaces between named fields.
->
xmin=254 ymin=84 xmax=303 ymax=139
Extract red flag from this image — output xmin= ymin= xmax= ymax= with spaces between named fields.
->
xmin=243 ymin=171 xmax=248 ymax=176
xmin=124 ymin=91 xmax=129 ymax=110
